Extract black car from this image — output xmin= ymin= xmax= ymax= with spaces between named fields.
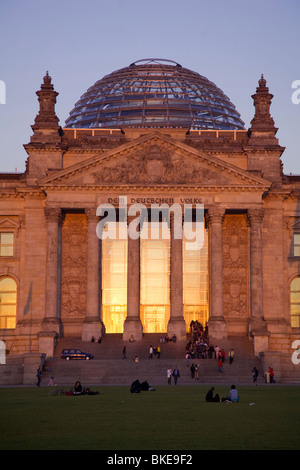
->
xmin=60 ymin=348 xmax=94 ymax=361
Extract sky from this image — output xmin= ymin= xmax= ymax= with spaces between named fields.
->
xmin=0 ymin=0 xmax=299 ymax=174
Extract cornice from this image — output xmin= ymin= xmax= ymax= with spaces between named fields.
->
xmin=38 ymin=132 xmax=271 ymax=189
xmin=39 ymin=183 xmax=269 ymax=193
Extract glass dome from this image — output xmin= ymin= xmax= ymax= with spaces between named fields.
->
xmin=65 ymin=59 xmax=245 ymax=130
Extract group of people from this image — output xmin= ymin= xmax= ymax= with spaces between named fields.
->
xmin=167 ymin=367 xmax=180 ymax=385
xmin=185 ymin=339 xmax=211 ymax=360
xmin=160 ymin=334 xmax=177 ymax=343
xmin=72 ymin=381 xmax=99 ymax=395
xmin=189 ymin=363 xmax=199 ymax=380
xmin=205 ymin=385 xmax=239 ymax=403
xmin=91 ymin=336 xmax=102 ymax=344
xmin=149 ymin=345 xmax=161 ymax=359
xmin=190 ymin=320 xmax=209 ymax=342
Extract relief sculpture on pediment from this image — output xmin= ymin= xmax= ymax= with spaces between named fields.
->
xmin=91 ymin=144 xmax=219 ymax=185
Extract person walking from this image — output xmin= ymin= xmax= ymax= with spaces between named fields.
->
xmin=269 ymin=366 xmax=275 ymax=383
xmin=218 ymin=357 xmax=223 ymax=374
xmin=252 ymin=366 xmax=259 ymax=385
xmin=185 ymin=352 xmax=190 ymax=367
xmin=36 ymin=366 xmax=42 ymax=387
xmin=122 ymin=346 xmax=127 ymax=360
xmin=229 ymin=348 xmax=235 ymax=364
xmin=167 ymin=367 xmax=172 ymax=385
xmin=173 ymin=367 xmax=180 ymax=385
xmin=149 ymin=345 xmax=153 ymax=359
xmin=48 ymin=376 xmax=55 ymax=386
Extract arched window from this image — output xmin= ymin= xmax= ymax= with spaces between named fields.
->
xmin=290 ymin=277 xmax=300 ymax=328
xmin=0 ymin=277 xmax=17 ymax=329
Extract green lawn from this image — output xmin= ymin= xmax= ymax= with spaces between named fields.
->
xmin=0 ymin=384 xmax=299 ymax=450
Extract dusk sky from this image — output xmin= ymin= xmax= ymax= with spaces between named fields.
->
xmin=0 ymin=0 xmax=299 ymax=174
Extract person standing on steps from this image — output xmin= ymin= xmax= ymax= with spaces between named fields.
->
xmin=218 ymin=357 xmax=223 ymax=374
xmin=229 ymin=348 xmax=235 ymax=364
xmin=36 ymin=366 xmax=42 ymax=387
xmin=149 ymin=345 xmax=153 ymax=359
xmin=173 ymin=367 xmax=180 ymax=385
xmin=167 ymin=367 xmax=172 ymax=385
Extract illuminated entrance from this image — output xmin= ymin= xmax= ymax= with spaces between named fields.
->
xmin=101 ymin=219 xmax=209 ymax=334
xmin=101 ymin=225 xmax=127 ymax=333
xmin=140 ymin=222 xmax=170 ymax=333
xmin=183 ymin=226 xmax=209 ymax=331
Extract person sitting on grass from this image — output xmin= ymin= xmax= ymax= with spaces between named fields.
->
xmin=222 ymin=385 xmax=239 ymax=403
xmin=74 ymin=381 xmax=82 ymax=395
xmin=205 ymin=386 xmax=220 ymax=402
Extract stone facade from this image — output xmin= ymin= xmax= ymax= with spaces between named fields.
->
xmin=1 ymin=72 xmax=300 ymax=380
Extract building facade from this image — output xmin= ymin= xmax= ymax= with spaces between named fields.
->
xmin=1 ymin=61 xmax=300 ymax=380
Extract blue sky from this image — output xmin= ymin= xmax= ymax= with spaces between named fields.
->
xmin=0 ymin=0 xmax=299 ymax=173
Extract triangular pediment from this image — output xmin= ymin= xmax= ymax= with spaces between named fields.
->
xmin=39 ymin=132 xmax=271 ymax=190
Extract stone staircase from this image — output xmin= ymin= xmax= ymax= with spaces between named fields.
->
xmin=39 ymin=334 xmax=264 ymax=387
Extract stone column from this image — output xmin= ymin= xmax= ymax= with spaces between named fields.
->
xmin=207 ymin=207 xmax=227 ymax=341
xmin=123 ymin=215 xmax=143 ymax=341
xmin=247 ymin=208 xmax=269 ymax=355
xmin=81 ymin=208 xmax=102 ymax=341
xmin=167 ymin=211 xmax=186 ymax=340
xmin=39 ymin=207 xmax=61 ymax=356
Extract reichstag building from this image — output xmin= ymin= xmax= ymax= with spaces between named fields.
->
xmin=1 ymin=58 xmax=299 ymax=380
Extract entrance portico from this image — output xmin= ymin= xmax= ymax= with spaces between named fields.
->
xmin=37 ymin=130 xmax=270 ymax=352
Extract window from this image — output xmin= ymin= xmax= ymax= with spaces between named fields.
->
xmin=290 ymin=277 xmax=300 ymax=328
xmin=183 ymin=224 xmax=209 ymax=332
xmin=0 ymin=233 xmax=14 ymax=256
xmin=140 ymin=222 xmax=170 ymax=333
xmin=0 ymin=277 xmax=17 ymax=329
xmin=294 ymin=234 xmax=300 ymax=257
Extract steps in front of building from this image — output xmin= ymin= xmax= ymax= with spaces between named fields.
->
xmin=54 ymin=333 xmax=189 ymax=361
xmin=54 ymin=333 xmax=257 ymax=361
xmin=41 ymin=357 xmax=264 ymax=386
xmin=42 ymin=334 xmax=263 ymax=386
xmin=0 ymin=334 xmax=264 ymax=386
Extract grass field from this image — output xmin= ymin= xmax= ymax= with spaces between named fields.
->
xmin=0 ymin=384 xmax=299 ymax=450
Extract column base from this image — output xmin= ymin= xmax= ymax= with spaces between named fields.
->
xmin=23 ymin=353 xmax=46 ymax=385
xmin=123 ymin=317 xmax=143 ymax=341
xmin=259 ymin=350 xmax=281 ymax=382
xmin=81 ymin=317 xmax=103 ymax=342
xmin=167 ymin=317 xmax=186 ymax=341
xmin=208 ymin=317 xmax=227 ymax=343
xmin=37 ymin=331 xmax=59 ymax=357
xmin=249 ymin=320 xmax=269 ymax=356
xmin=40 ymin=317 xmax=61 ymax=335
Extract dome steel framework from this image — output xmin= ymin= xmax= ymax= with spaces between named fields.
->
xmin=65 ymin=59 xmax=245 ymax=130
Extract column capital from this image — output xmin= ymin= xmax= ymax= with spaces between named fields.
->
xmin=247 ymin=207 xmax=264 ymax=225
xmin=44 ymin=207 xmax=61 ymax=223
xmin=170 ymin=209 xmax=183 ymax=240
xmin=85 ymin=207 xmax=99 ymax=222
xmin=207 ymin=206 xmax=225 ymax=224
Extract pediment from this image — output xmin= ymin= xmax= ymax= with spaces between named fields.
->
xmin=39 ymin=132 xmax=271 ymax=190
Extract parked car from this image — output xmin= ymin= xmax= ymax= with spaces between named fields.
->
xmin=60 ymin=348 xmax=94 ymax=361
